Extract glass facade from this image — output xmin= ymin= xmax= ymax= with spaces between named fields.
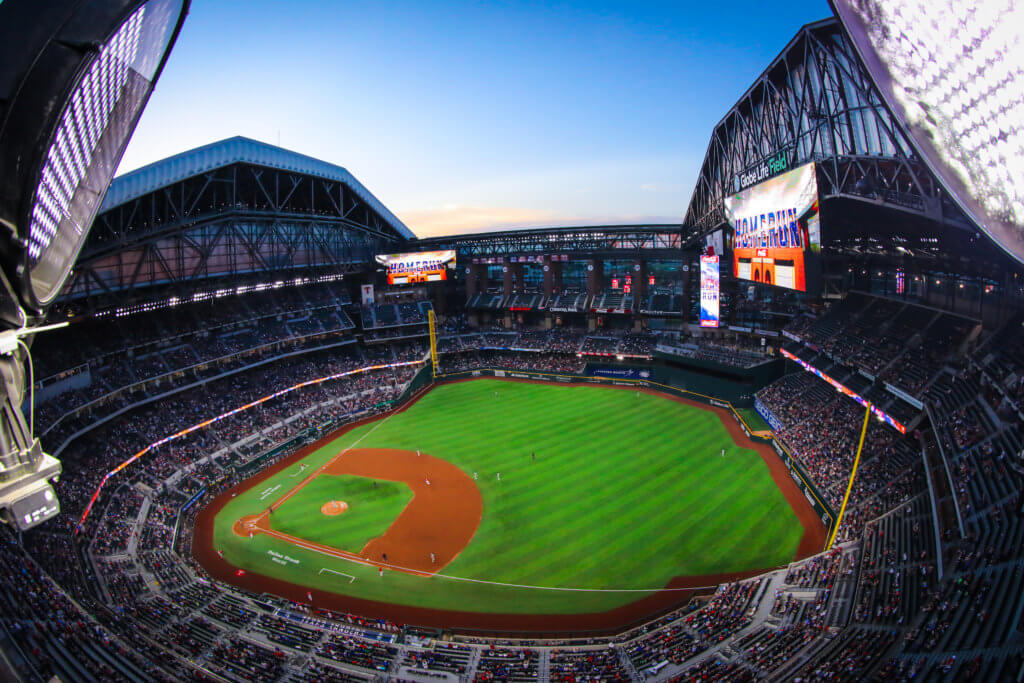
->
xmin=646 ymin=259 xmax=685 ymax=295
xmin=562 ymin=261 xmax=588 ymax=289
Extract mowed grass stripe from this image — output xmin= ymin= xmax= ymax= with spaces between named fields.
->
xmin=449 ymin=400 xmax=742 ymax=585
xmin=214 ymin=379 xmax=806 ymax=614
xmin=271 ymin=475 xmax=413 ymax=552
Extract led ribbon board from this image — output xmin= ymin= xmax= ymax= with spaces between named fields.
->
xmin=781 ymin=348 xmax=906 ymax=433
xmin=75 ymin=359 xmax=424 ymax=530
xmin=832 ymin=0 xmax=1024 ymax=264
xmin=725 ymin=162 xmax=820 ymax=292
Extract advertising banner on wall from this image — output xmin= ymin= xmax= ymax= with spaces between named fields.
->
xmin=754 ymin=397 xmax=785 ymax=433
xmin=699 ymin=255 xmax=720 ymax=328
xmin=360 ymin=284 xmax=374 ymax=306
xmin=704 ymin=229 xmax=724 ymax=257
xmin=375 ymin=250 xmax=456 ymax=285
xmin=725 ymin=161 xmax=820 ymax=292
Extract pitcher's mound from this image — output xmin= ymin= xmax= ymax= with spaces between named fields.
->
xmin=321 ymin=500 xmax=349 ymax=516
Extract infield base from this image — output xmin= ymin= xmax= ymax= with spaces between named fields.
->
xmin=321 ymin=500 xmax=349 ymax=516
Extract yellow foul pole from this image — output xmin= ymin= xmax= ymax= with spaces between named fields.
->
xmin=827 ymin=402 xmax=872 ymax=549
xmin=428 ymin=309 xmax=439 ymax=378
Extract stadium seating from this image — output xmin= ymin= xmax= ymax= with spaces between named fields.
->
xmin=548 ymin=289 xmax=590 ymax=313
xmin=656 ymin=336 xmax=770 ymax=368
xmin=6 ymin=283 xmax=1024 ymax=682
xmin=782 ymin=292 xmax=978 ymax=403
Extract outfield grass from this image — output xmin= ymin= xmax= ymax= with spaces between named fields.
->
xmin=272 ymin=475 xmax=412 ymax=552
xmin=212 ymin=380 xmax=803 ymax=614
xmin=737 ymin=407 xmax=771 ymax=432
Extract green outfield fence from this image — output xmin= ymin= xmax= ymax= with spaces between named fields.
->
xmin=435 ymin=366 xmax=837 ymax=541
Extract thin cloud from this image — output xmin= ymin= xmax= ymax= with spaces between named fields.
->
xmin=399 ymin=204 xmax=680 ymax=237
xmin=399 ymin=205 xmax=567 ymax=237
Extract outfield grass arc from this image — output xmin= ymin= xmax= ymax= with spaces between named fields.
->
xmin=195 ymin=378 xmax=825 ymax=633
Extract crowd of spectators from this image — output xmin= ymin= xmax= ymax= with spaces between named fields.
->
xmin=5 ymin=290 xmax=1024 ymax=681
xmin=549 ymin=647 xmax=628 ymax=681
xmin=441 ymin=350 xmax=585 ymax=375
xmin=32 ymin=283 xmax=357 ymax=437
xmin=755 ymin=370 xmax=924 ymax=544
xmin=437 ymin=326 xmax=663 ymax=358
xmin=655 ymin=335 xmax=771 ymax=368
xmin=781 ymin=292 xmax=978 ymax=400
xmin=45 ymin=347 xmax=419 ymax=532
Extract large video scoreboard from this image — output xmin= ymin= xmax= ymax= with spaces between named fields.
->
xmin=725 ymin=162 xmax=821 ymax=292
xmin=375 ymin=250 xmax=456 ymax=285
xmin=699 ymin=255 xmax=720 ymax=328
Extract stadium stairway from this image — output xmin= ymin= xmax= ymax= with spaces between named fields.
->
xmin=125 ymin=495 xmax=151 ymax=557
xmin=536 ymin=650 xmax=550 ymax=681
xmin=463 ymin=646 xmax=482 ymax=680
xmin=652 ymin=572 xmax=784 ymax=681
xmin=618 ymin=647 xmax=641 ymax=680
xmin=824 ymin=548 xmax=860 ymax=628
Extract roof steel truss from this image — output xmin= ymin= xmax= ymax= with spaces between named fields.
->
xmin=683 ymin=19 xmax=960 ymax=245
xmin=62 ymin=162 xmax=402 ymax=304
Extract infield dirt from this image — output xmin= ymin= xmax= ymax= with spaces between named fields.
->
xmin=234 ymin=448 xmax=482 ymax=576
xmin=194 ymin=378 xmax=826 ymax=634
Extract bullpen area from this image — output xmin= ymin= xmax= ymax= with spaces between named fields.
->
xmin=195 ymin=378 xmax=824 ymax=632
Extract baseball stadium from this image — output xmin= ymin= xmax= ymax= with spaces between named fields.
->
xmin=1 ymin=1 xmax=1023 ymax=682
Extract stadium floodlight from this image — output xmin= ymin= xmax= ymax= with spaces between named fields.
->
xmin=0 ymin=0 xmax=190 ymax=314
xmin=830 ymin=0 xmax=1024 ymax=263
xmin=0 ymin=0 xmax=189 ymax=530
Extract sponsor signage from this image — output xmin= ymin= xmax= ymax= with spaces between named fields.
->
xmin=590 ymin=368 xmax=652 ymax=380
xmin=734 ymin=151 xmax=791 ymax=192
xmin=360 ymin=284 xmax=374 ymax=306
xmin=884 ymin=381 xmax=925 ymax=410
xmin=755 ymin=397 xmax=785 ymax=433
xmin=699 ymin=255 xmax=720 ymax=328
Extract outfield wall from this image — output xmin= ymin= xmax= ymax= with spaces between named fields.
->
xmin=435 ymin=366 xmax=836 ymax=536
xmin=171 ymin=358 xmax=834 ymax=551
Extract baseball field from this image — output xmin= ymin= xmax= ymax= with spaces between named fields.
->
xmin=196 ymin=378 xmax=823 ymax=631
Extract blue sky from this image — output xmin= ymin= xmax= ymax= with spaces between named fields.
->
xmin=119 ymin=0 xmax=832 ymax=236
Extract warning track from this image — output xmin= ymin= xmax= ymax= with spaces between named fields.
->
xmin=193 ymin=379 xmax=826 ymax=635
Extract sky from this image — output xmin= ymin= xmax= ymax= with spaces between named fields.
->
xmin=118 ymin=0 xmax=833 ymax=237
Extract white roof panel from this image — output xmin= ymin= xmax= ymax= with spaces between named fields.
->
xmin=101 ymin=136 xmax=414 ymax=239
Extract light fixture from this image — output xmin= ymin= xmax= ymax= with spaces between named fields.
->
xmin=831 ymin=0 xmax=1024 ymax=263
xmin=0 ymin=0 xmax=189 ymax=530
xmin=0 ymin=0 xmax=190 ymax=314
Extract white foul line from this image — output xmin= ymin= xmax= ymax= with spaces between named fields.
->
xmin=319 ymin=568 xmax=356 ymax=583
xmin=272 ymin=408 xmax=397 ymax=509
xmin=263 ymin=528 xmax=715 ymax=593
